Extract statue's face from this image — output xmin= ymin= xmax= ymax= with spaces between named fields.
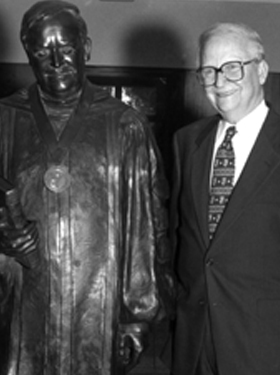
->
xmin=25 ymin=11 xmax=91 ymax=100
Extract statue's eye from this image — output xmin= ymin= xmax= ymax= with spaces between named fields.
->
xmin=34 ymin=49 xmax=49 ymax=59
xmin=61 ymin=46 xmax=75 ymax=55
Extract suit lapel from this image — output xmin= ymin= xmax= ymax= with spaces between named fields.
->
xmin=212 ymin=109 xmax=280 ymax=245
xmin=191 ymin=116 xmax=219 ymax=249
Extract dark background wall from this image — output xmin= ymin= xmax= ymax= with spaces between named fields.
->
xmin=0 ymin=0 xmax=280 ymax=71
xmin=0 ymin=1 xmax=280 ymax=374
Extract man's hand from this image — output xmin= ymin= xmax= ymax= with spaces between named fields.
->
xmin=0 ymin=207 xmax=40 ymax=268
xmin=117 ymin=322 xmax=149 ymax=372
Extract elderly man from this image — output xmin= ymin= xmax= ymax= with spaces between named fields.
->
xmin=169 ymin=22 xmax=280 ymax=375
xmin=0 ymin=1 xmax=174 ymax=375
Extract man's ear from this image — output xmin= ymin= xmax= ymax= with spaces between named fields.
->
xmin=84 ymin=37 xmax=92 ymax=62
xmin=258 ymin=59 xmax=269 ymax=85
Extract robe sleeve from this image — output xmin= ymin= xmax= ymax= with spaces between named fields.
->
xmin=0 ymin=103 xmax=24 ymax=371
xmin=120 ymin=108 xmax=175 ymax=323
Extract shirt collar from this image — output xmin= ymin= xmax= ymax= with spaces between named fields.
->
xmin=218 ymin=100 xmax=269 ymax=137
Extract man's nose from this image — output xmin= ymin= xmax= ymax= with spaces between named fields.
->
xmin=50 ymin=48 xmax=63 ymax=68
xmin=215 ymin=70 xmax=227 ymax=87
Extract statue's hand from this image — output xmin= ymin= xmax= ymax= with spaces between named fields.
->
xmin=117 ymin=322 xmax=149 ymax=372
xmin=0 ymin=207 xmax=39 ymax=268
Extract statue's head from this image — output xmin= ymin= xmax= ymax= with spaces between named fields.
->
xmin=20 ymin=0 xmax=92 ymax=100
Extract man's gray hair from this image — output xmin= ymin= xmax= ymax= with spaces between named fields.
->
xmin=198 ymin=22 xmax=265 ymax=66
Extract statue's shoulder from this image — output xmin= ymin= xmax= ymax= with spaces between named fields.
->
xmin=0 ymin=87 xmax=31 ymax=112
xmin=85 ymin=80 xmax=127 ymax=113
xmin=86 ymin=80 xmax=145 ymax=123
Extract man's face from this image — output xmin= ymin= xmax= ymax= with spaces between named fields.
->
xmin=25 ymin=12 xmax=91 ymax=100
xmin=201 ymin=33 xmax=268 ymax=123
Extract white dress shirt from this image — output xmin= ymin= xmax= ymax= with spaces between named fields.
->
xmin=210 ymin=100 xmax=269 ymax=186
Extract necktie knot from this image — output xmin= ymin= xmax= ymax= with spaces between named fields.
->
xmin=224 ymin=126 xmax=237 ymax=142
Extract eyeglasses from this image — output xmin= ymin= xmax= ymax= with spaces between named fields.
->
xmin=197 ymin=59 xmax=259 ymax=87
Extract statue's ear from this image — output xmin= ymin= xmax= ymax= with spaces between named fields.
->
xmin=84 ymin=37 xmax=92 ymax=62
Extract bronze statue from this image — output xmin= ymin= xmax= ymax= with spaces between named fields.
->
xmin=0 ymin=1 xmax=174 ymax=374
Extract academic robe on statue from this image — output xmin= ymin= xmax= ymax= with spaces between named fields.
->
xmin=0 ymin=80 xmax=173 ymax=375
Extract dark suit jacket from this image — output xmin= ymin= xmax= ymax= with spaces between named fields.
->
xmin=171 ymin=108 xmax=280 ymax=375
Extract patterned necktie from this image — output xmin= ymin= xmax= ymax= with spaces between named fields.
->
xmin=208 ymin=126 xmax=237 ymax=240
